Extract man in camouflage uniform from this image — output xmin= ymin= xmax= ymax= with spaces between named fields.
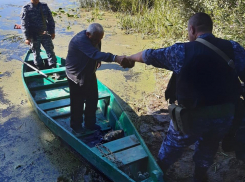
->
xmin=121 ymin=13 xmax=245 ymax=181
xmin=21 ymin=0 xmax=57 ymax=70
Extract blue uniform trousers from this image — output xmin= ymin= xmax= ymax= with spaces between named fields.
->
xmin=30 ymin=34 xmax=56 ymax=68
xmin=158 ymin=116 xmax=233 ymax=173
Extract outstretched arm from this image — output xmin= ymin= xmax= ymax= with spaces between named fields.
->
xmin=127 ymin=51 xmax=144 ymax=63
xmin=116 ymin=51 xmax=143 ymax=68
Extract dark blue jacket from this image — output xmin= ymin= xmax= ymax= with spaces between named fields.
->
xmin=142 ymin=33 xmax=245 ymax=108
xmin=176 ymin=36 xmax=241 ymax=108
xmin=66 ymin=30 xmax=115 ymax=85
xmin=21 ymin=2 xmax=55 ymax=39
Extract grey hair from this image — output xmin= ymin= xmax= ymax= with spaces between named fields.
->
xmin=86 ymin=23 xmax=104 ymax=35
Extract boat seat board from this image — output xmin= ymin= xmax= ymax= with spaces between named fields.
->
xmin=26 ymin=52 xmax=48 ymax=61
xmin=38 ymin=98 xmax=70 ymax=111
xmin=46 ymin=106 xmax=71 ymax=118
xmin=37 ymin=91 xmax=110 ymax=109
xmin=110 ymin=145 xmax=148 ymax=166
xmin=28 ymin=78 xmax=68 ymax=91
xmin=33 ymin=85 xmax=70 ymax=103
xmin=94 ymin=134 xmax=140 ymax=155
xmin=24 ymin=67 xmax=66 ymax=77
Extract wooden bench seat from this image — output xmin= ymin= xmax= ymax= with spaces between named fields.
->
xmin=37 ymin=90 xmax=110 ymax=109
xmin=46 ymin=106 xmax=71 ymax=118
xmin=112 ymin=145 xmax=148 ymax=166
xmin=39 ymin=98 xmax=71 ymax=111
xmin=92 ymin=135 xmax=148 ymax=166
xmin=24 ymin=67 xmax=66 ymax=78
xmin=40 ymin=91 xmax=110 ymax=118
xmin=28 ymin=78 xmax=68 ymax=91
xmin=33 ymin=85 xmax=70 ymax=103
xmin=93 ymin=134 xmax=140 ymax=155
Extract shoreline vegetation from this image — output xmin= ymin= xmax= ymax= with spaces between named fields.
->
xmin=79 ymin=0 xmax=245 ymax=47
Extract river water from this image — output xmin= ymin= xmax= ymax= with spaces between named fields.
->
xmin=0 ymin=0 xmax=160 ymax=181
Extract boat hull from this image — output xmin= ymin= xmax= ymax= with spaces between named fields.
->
xmin=22 ymin=49 xmax=164 ymax=182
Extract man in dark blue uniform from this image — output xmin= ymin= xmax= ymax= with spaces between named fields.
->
xmin=66 ymin=23 xmax=128 ymax=135
xmin=21 ymin=0 xmax=57 ymax=72
xmin=121 ymin=13 xmax=245 ymax=181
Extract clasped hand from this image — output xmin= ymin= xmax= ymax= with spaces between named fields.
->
xmin=115 ymin=55 xmax=135 ymax=68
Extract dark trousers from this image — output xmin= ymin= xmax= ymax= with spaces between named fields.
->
xmin=158 ymin=116 xmax=233 ymax=180
xmin=30 ymin=34 xmax=57 ymax=67
xmin=68 ymin=73 xmax=98 ymax=129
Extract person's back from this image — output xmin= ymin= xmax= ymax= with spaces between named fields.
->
xmin=122 ymin=12 xmax=245 ymax=181
xmin=177 ymin=35 xmax=241 ymax=108
xmin=66 ymin=30 xmax=103 ymax=85
xmin=66 ymin=31 xmax=87 ymax=79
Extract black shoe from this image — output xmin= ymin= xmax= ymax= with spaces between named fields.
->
xmin=85 ymin=124 xmax=101 ymax=131
xmin=71 ymin=126 xmax=85 ymax=137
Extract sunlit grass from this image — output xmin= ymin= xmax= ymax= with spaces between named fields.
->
xmin=78 ymin=0 xmax=245 ymax=47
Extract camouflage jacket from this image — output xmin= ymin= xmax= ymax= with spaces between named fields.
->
xmin=20 ymin=2 xmax=55 ymax=40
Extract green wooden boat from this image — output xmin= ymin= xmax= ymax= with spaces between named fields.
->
xmin=22 ymin=49 xmax=164 ymax=182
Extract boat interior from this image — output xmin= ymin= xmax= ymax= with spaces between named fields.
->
xmin=22 ymin=50 xmax=162 ymax=182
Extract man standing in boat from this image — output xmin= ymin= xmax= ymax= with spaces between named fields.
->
xmin=20 ymin=0 xmax=59 ymax=78
xmin=120 ymin=13 xmax=245 ymax=181
xmin=66 ymin=23 xmax=131 ymax=135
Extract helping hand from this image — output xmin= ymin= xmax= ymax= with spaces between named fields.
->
xmin=120 ymin=57 xmax=135 ymax=68
xmin=115 ymin=55 xmax=135 ymax=68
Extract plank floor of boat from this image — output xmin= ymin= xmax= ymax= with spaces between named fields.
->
xmin=55 ymin=107 xmax=111 ymax=146
xmin=53 ymin=107 xmax=149 ymax=181
xmin=91 ymin=134 xmax=149 ymax=180
xmin=55 ymin=109 xmax=148 ymax=166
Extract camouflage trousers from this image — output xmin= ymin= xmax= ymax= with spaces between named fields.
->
xmin=158 ymin=115 xmax=233 ymax=172
xmin=30 ymin=34 xmax=57 ymax=68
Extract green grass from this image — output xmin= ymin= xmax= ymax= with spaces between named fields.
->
xmin=79 ymin=0 xmax=245 ymax=47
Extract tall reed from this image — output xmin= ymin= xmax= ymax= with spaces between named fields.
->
xmin=79 ymin=0 xmax=245 ymax=47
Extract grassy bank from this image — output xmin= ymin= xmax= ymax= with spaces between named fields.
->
xmin=79 ymin=0 xmax=245 ymax=47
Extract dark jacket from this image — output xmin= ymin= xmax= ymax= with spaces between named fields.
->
xmin=176 ymin=36 xmax=241 ymax=108
xmin=21 ymin=2 xmax=55 ymax=39
xmin=66 ymin=30 xmax=115 ymax=85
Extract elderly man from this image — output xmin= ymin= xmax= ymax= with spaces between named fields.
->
xmin=21 ymin=0 xmax=58 ymax=76
xmin=122 ymin=13 xmax=245 ymax=181
xmin=66 ymin=23 xmax=127 ymax=135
